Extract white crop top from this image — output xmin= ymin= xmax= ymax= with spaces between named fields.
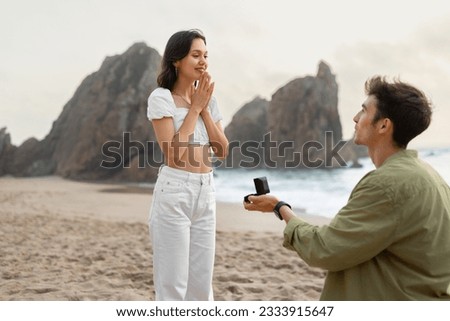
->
xmin=147 ymin=87 xmax=223 ymax=145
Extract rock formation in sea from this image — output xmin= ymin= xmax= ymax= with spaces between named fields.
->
xmin=222 ymin=61 xmax=364 ymax=169
xmin=0 ymin=43 xmax=162 ymax=182
xmin=0 ymin=128 xmax=16 ymax=176
xmin=223 ymin=97 xmax=270 ymax=168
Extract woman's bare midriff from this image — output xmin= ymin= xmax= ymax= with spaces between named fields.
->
xmin=168 ymin=144 xmax=213 ymax=173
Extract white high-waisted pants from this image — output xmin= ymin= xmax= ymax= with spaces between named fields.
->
xmin=148 ymin=165 xmax=216 ymax=301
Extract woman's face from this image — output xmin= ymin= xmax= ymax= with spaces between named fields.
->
xmin=175 ymin=38 xmax=208 ymax=81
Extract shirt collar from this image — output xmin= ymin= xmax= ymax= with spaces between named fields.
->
xmin=381 ymin=149 xmax=418 ymax=167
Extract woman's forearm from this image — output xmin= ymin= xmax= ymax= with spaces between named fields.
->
xmin=201 ymin=110 xmax=229 ymax=159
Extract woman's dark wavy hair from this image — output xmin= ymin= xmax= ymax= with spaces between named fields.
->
xmin=365 ymin=76 xmax=433 ymax=148
xmin=157 ymin=29 xmax=206 ymax=90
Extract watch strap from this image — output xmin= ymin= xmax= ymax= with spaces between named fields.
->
xmin=273 ymin=201 xmax=291 ymax=220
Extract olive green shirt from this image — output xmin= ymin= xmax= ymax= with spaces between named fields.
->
xmin=283 ymin=150 xmax=450 ymax=300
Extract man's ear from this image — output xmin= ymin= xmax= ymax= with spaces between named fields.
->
xmin=379 ymin=118 xmax=392 ymax=133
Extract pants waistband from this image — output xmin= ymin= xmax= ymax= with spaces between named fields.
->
xmin=158 ymin=165 xmax=214 ymax=185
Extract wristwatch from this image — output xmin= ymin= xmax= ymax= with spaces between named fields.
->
xmin=273 ymin=201 xmax=291 ymax=220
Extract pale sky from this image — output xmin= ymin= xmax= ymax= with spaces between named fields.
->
xmin=1 ymin=0 xmax=450 ymax=148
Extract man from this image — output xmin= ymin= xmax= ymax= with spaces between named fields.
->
xmin=244 ymin=76 xmax=450 ymax=300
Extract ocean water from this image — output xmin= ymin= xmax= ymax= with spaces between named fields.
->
xmin=214 ymin=147 xmax=450 ymax=219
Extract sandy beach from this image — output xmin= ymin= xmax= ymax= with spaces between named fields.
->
xmin=0 ymin=176 xmax=329 ymax=301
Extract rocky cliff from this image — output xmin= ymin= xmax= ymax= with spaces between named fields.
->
xmin=223 ymin=97 xmax=270 ymax=168
xmin=1 ymin=43 xmax=162 ymax=182
xmin=223 ymin=61 xmax=363 ymax=169
xmin=0 ymin=128 xmax=16 ymax=176
xmin=270 ymin=61 xmax=347 ymax=168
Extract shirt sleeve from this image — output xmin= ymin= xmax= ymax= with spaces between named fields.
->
xmin=147 ymin=88 xmax=174 ymax=120
xmin=283 ymin=176 xmax=399 ymax=272
xmin=208 ymin=96 xmax=223 ymax=123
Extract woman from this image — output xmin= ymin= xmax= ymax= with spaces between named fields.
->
xmin=147 ymin=29 xmax=228 ymax=301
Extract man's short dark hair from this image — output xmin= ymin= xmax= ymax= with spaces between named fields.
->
xmin=365 ymin=76 xmax=432 ymax=148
